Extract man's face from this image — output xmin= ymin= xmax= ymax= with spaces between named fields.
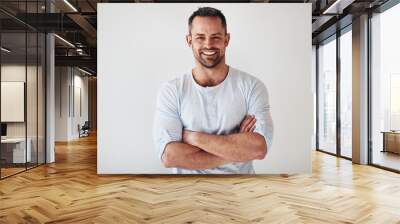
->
xmin=186 ymin=16 xmax=230 ymax=69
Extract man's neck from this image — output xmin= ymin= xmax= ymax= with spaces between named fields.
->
xmin=192 ymin=63 xmax=229 ymax=87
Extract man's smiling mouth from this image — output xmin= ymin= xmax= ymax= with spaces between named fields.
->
xmin=201 ymin=50 xmax=217 ymax=56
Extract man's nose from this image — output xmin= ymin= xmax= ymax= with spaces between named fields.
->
xmin=204 ymin=38 xmax=213 ymax=48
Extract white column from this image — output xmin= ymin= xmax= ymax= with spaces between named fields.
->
xmin=45 ymin=1 xmax=56 ymax=163
xmin=46 ymin=33 xmax=55 ymax=163
xmin=352 ymin=14 xmax=369 ymax=164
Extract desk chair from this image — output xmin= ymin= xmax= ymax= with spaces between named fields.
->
xmin=79 ymin=121 xmax=90 ymax=138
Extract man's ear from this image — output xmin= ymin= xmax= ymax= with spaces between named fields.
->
xmin=186 ymin=34 xmax=192 ymax=47
xmin=225 ymin=33 xmax=230 ymax=47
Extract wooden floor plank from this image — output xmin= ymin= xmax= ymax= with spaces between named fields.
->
xmin=0 ymin=134 xmax=400 ymax=223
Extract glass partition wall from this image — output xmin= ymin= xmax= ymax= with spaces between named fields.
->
xmin=0 ymin=2 xmax=46 ymax=179
xmin=0 ymin=31 xmax=27 ymax=177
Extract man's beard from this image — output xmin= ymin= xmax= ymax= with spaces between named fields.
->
xmin=195 ymin=49 xmax=224 ymax=69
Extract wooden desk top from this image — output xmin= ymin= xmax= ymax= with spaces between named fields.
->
xmin=1 ymin=138 xmax=29 ymax=144
xmin=381 ymin=131 xmax=400 ymax=134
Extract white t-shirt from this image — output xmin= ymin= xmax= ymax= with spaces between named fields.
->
xmin=153 ymin=66 xmax=273 ymax=174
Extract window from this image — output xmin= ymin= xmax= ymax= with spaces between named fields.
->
xmin=340 ymin=28 xmax=352 ymax=158
xmin=371 ymin=3 xmax=400 ymax=171
xmin=318 ymin=37 xmax=337 ymax=154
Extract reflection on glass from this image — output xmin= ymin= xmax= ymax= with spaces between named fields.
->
xmin=27 ymin=32 xmax=38 ymax=169
xmin=371 ymin=4 xmax=400 ymax=171
xmin=318 ymin=37 xmax=337 ymax=154
xmin=390 ymin=75 xmax=400 ymax=130
xmin=340 ymin=29 xmax=352 ymax=158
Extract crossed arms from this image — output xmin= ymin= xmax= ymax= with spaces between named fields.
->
xmin=154 ymin=80 xmax=273 ymax=171
xmin=162 ymin=115 xmax=268 ymax=170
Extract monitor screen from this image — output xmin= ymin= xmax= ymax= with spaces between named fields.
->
xmin=1 ymin=123 xmax=7 ymax=137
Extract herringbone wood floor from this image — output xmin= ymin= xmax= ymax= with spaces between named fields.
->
xmin=1 ymin=134 xmax=400 ymax=224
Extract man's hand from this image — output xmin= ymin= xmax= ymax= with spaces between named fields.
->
xmin=183 ymin=130 xmax=199 ymax=146
xmin=240 ymin=115 xmax=256 ymax=133
xmin=180 ymin=114 xmax=265 ymax=163
xmin=183 ymin=114 xmax=257 ymax=145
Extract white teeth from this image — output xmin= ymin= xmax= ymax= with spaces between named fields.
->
xmin=202 ymin=51 xmax=216 ymax=56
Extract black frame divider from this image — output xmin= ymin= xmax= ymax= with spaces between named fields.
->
xmin=336 ymin=28 xmax=341 ymax=157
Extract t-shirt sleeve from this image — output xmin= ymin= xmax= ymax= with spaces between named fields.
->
xmin=153 ymin=82 xmax=183 ymax=162
xmin=247 ymin=80 xmax=274 ymax=152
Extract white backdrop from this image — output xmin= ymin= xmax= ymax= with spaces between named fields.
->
xmin=98 ymin=3 xmax=313 ymax=174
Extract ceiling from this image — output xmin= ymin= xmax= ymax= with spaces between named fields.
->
xmin=0 ymin=0 xmax=393 ymax=75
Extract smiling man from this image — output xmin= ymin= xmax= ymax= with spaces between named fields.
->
xmin=153 ymin=7 xmax=273 ymax=174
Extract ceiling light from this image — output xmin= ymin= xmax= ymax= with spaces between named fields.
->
xmin=54 ymin=34 xmax=75 ymax=48
xmin=1 ymin=47 xmax=11 ymax=53
xmin=323 ymin=0 xmax=343 ymax=14
xmin=322 ymin=0 xmax=355 ymax=15
xmin=78 ymin=67 xmax=93 ymax=76
xmin=63 ymin=0 xmax=78 ymax=12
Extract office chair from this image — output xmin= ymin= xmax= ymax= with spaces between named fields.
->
xmin=79 ymin=121 xmax=90 ymax=138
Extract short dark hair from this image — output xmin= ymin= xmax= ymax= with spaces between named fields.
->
xmin=188 ymin=7 xmax=227 ymax=34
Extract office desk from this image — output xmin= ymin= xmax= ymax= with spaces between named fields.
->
xmin=1 ymin=138 xmax=32 ymax=163
xmin=382 ymin=131 xmax=400 ymax=154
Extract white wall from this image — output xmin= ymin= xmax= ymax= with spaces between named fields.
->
xmin=1 ymin=65 xmax=41 ymax=138
xmin=55 ymin=67 xmax=69 ymax=141
xmin=1 ymin=64 xmax=46 ymax=163
xmin=98 ymin=3 xmax=313 ymax=174
xmin=55 ymin=67 xmax=89 ymax=141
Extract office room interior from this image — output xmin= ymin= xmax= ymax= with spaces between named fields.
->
xmin=0 ymin=0 xmax=399 ymax=223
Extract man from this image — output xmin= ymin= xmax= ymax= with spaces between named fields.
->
xmin=153 ymin=7 xmax=273 ymax=174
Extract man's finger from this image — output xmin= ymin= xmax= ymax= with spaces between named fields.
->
xmin=240 ymin=115 xmax=252 ymax=132
xmin=244 ymin=117 xmax=257 ymax=132
xmin=250 ymin=125 xmax=256 ymax=132
xmin=243 ymin=116 xmax=256 ymax=132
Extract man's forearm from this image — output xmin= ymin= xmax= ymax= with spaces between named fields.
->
xmin=188 ymin=132 xmax=267 ymax=162
xmin=162 ymin=142 xmax=231 ymax=170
